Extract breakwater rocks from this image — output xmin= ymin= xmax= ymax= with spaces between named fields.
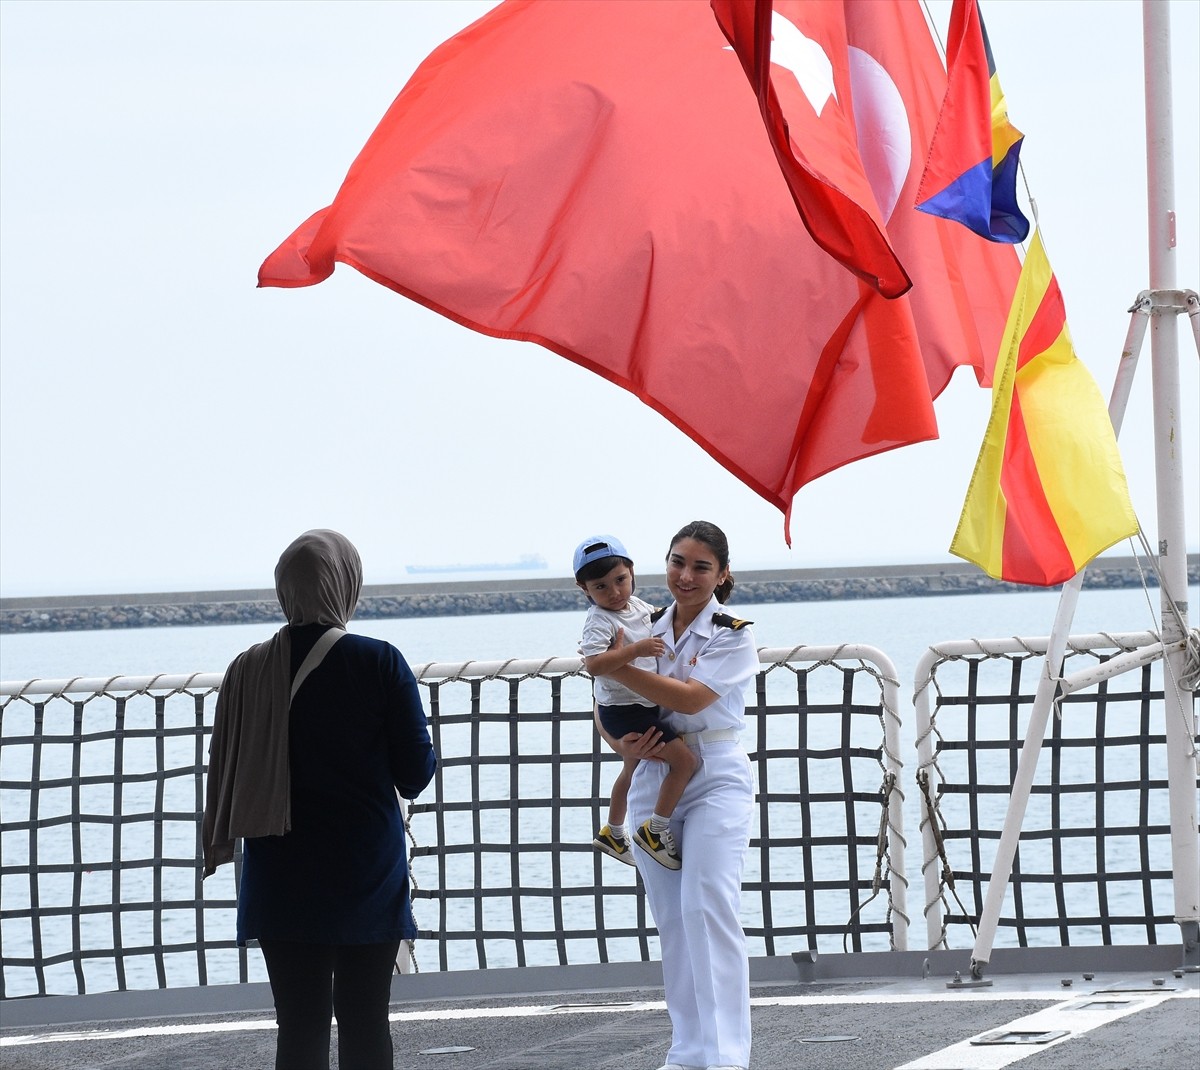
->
xmin=2 ymin=557 xmax=1195 ymax=635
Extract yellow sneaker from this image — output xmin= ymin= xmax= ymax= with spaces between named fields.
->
xmin=635 ymin=820 xmax=681 ymax=870
xmin=592 ymin=824 xmax=635 ymax=866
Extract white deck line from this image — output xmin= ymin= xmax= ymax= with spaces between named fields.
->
xmin=895 ymin=991 xmax=1194 ymax=1070
xmin=11 ymin=983 xmax=1186 ymax=1050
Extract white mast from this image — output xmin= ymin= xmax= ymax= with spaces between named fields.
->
xmin=1143 ymin=0 xmax=1199 ymax=964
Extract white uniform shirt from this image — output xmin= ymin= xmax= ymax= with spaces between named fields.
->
xmin=579 ymin=594 xmax=658 ymax=707
xmin=652 ymin=594 xmax=759 ymax=735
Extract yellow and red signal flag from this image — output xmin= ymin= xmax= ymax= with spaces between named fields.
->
xmin=950 ymin=230 xmax=1137 ymax=586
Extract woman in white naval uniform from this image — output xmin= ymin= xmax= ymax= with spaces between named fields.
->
xmin=596 ymin=520 xmax=758 ymax=1070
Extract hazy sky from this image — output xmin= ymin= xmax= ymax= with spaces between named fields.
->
xmin=1 ymin=0 xmax=1196 ymax=596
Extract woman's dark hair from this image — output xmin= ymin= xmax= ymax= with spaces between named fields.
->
xmin=576 ymin=555 xmax=634 ymax=585
xmin=668 ymin=520 xmax=735 ymax=604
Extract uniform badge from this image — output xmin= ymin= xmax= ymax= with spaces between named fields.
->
xmin=712 ymin=612 xmax=753 ymax=630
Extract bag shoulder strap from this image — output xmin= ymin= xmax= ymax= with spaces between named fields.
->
xmin=290 ymin=627 xmax=347 ymax=702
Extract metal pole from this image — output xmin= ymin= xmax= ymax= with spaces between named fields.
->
xmin=1114 ymin=297 xmax=1152 ymax=434
xmin=966 ymin=305 xmax=1151 ymax=978
xmin=967 ymin=578 xmax=1081 ymax=978
xmin=1143 ymin=0 xmax=1200 ymax=965
xmin=912 ymin=647 xmax=947 ymax=951
xmin=877 ymin=655 xmax=910 ymax=951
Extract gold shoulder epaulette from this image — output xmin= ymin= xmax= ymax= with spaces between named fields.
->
xmin=712 ymin=612 xmax=752 ymax=630
xmin=650 ymin=607 xmax=668 ymax=623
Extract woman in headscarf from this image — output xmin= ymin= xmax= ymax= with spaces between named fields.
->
xmin=203 ymin=529 xmax=436 ymax=1070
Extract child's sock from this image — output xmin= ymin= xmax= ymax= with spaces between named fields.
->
xmin=649 ymin=813 xmax=670 ymax=834
xmin=609 ymin=822 xmax=627 ymax=840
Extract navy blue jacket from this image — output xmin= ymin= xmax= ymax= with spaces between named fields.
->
xmin=237 ymin=625 xmax=436 ymax=945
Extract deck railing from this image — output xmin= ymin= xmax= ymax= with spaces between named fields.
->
xmin=914 ymin=630 xmax=1195 ymax=952
xmin=0 ymin=645 xmax=905 ymax=998
xmin=3 ymin=633 xmax=1192 ymax=1000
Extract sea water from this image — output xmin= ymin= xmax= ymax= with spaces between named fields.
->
xmin=0 ymin=584 xmax=1194 ymax=993
xmin=2 ymin=584 xmax=1186 ymax=687
xmin=0 ymin=582 xmax=1188 ymax=775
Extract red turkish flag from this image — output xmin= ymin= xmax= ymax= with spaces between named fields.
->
xmin=260 ymin=0 xmax=1015 ymax=537
xmin=839 ymin=0 xmax=1019 ymax=394
xmin=710 ymin=0 xmax=911 ymax=298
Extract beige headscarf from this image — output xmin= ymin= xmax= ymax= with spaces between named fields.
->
xmin=202 ymin=530 xmax=362 ymax=876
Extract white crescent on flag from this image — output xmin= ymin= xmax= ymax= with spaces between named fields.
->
xmin=762 ymin=10 xmax=911 ymax=224
xmin=848 ymin=46 xmax=911 ymax=223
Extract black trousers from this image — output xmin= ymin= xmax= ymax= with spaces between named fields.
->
xmin=258 ymin=938 xmax=401 ymax=1070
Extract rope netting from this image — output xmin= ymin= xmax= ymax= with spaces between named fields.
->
xmin=915 ymin=632 xmax=1197 ymax=951
xmin=408 ymin=648 xmax=906 ymax=973
xmin=0 ymin=681 xmax=254 ymax=998
xmin=0 ymin=647 xmax=904 ymax=997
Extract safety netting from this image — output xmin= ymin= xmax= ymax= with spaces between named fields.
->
xmin=408 ymin=646 xmax=906 ymax=973
xmin=0 ymin=677 xmax=252 ymax=997
xmin=915 ymin=632 xmax=1196 ymax=950
xmin=1 ymin=646 xmax=906 ymax=996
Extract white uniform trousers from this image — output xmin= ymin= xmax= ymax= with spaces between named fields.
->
xmin=628 ymin=736 xmax=754 ymax=1070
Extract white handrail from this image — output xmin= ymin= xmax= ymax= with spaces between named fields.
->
xmin=0 ymin=644 xmax=902 ymax=695
xmin=0 ymin=671 xmax=224 ymax=698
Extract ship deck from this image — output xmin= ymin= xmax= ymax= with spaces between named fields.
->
xmin=4 ymin=617 xmax=1197 ymax=1068
xmin=3 ymin=948 xmax=1196 ymax=1069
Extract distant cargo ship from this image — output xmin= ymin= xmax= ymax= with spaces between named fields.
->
xmin=405 ymin=553 xmax=548 ymax=575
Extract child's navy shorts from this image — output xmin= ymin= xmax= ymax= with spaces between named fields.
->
xmin=598 ymin=702 xmax=678 ymax=743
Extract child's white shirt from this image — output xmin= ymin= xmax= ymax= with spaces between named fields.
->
xmin=579 ymin=594 xmax=657 ymax=707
